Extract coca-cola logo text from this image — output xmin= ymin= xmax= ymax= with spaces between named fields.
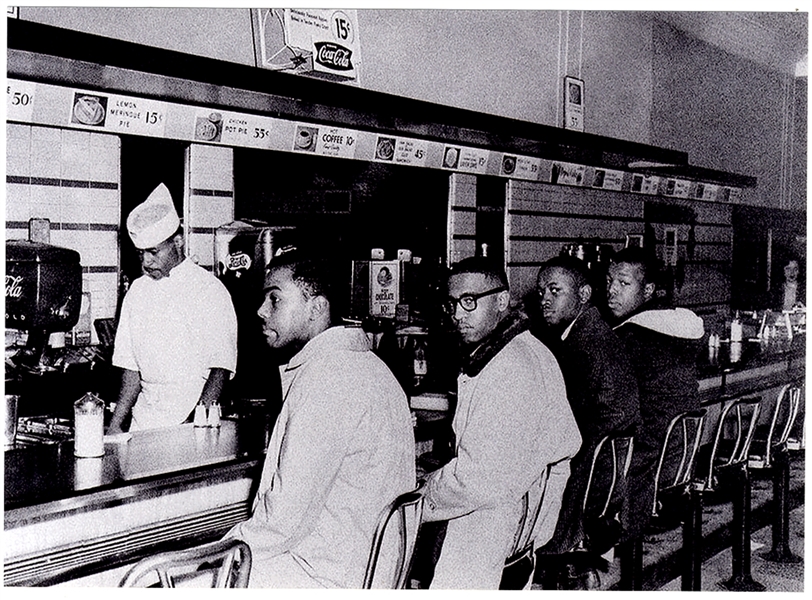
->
xmin=314 ymin=42 xmax=353 ymax=71
xmin=5 ymin=275 xmax=24 ymax=299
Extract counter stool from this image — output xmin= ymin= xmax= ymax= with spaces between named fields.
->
xmin=363 ymin=486 xmax=424 ymax=588
xmin=696 ymin=396 xmax=763 ymax=591
xmin=535 ymin=433 xmax=634 ymax=590
xmin=119 ymin=538 xmax=252 ymax=588
xmin=500 ymin=457 xmax=572 ymax=590
xmin=632 ymin=408 xmax=706 ymax=591
xmin=748 ymin=383 xmax=803 ymax=564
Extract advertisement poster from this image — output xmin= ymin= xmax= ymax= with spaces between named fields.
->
xmin=253 ymin=9 xmax=360 ymax=81
xmin=369 ymin=260 xmax=400 ymax=318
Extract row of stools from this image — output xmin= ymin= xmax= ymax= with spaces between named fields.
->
xmin=112 ymin=383 xmax=802 ymax=589
xmin=618 ymin=382 xmax=804 ymax=592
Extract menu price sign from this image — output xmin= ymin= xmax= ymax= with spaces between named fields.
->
xmin=694 ymin=183 xmax=718 ymax=201
xmin=591 ymin=168 xmax=624 ymax=191
xmin=373 ymin=136 xmax=428 ymax=167
xmin=221 ymin=113 xmax=284 ymax=149
xmin=106 ymin=94 xmax=167 ymax=137
xmin=7 ymin=79 xmax=36 ymax=123
xmin=502 ymin=155 xmax=542 ymax=180
xmin=664 ymin=179 xmax=691 ymax=198
xmin=441 ymin=145 xmax=488 ymax=173
xmin=316 ymin=126 xmax=357 ymax=159
xmin=630 ymin=174 xmax=661 ymax=195
xmin=551 ymin=162 xmax=586 ymax=187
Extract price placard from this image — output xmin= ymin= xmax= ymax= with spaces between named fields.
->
xmin=7 ymin=79 xmax=36 ymax=123
xmin=630 ymin=174 xmax=661 ymax=195
xmin=456 ymin=147 xmax=489 ymax=174
xmin=591 ymin=168 xmax=624 ymax=191
xmin=551 ymin=162 xmax=586 ymax=186
xmin=106 ymin=94 xmax=167 ymax=137
xmin=514 ymin=156 xmax=542 ymax=180
xmin=394 ymin=138 xmax=428 ymax=167
xmin=316 ymin=126 xmax=357 ymax=159
xmin=666 ymin=179 xmax=691 ymax=198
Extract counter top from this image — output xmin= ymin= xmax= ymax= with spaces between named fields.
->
xmin=4 ymin=419 xmax=267 ymax=514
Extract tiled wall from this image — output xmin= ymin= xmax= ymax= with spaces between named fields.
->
xmin=447 ymin=173 xmax=477 ymax=265
xmin=6 ymin=124 xmax=121 ymax=343
xmin=506 ymin=180 xmax=644 ymax=301
xmin=184 ymin=144 xmax=234 ymax=270
xmin=504 ymin=179 xmax=733 ymax=317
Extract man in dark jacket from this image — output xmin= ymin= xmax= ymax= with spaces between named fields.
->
xmin=605 ymin=248 xmax=704 ymax=539
xmin=533 ymin=256 xmax=640 ymax=586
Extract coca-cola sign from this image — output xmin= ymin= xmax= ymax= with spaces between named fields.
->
xmin=314 ymin=42 xmax=353 ymax=71
xmin=5 ymin=275 xmax=24 ymax=299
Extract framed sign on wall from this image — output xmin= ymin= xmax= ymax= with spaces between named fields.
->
xmin=563 ymin=76 xmax=584 ymax=132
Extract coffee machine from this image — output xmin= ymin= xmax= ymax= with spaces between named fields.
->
xmin=6 ymin=240 xmax=82 ymax=372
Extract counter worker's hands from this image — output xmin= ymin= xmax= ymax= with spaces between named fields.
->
xmin=106 ymin=368 xmax=141 ymax=435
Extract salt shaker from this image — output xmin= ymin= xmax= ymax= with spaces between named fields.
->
xmin=193 ymin=402 xmax=207 ymax=427
xmin=207 ymin=403 xmax=221 ymax=428
xmin=74 ymin=393 xmax=105 ymax=457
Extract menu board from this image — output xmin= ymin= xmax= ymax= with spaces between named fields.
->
xmin=6 ymin=77 xmax=744 ymax=202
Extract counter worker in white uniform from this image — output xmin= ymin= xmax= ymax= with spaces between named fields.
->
xmin=107 ymin=183 xmax=237 ymax=433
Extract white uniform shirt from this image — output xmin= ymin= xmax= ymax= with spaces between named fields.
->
xmin=227 ymin=326 xmax=416 ymax=588
xmin=112 ymin=258 xmax=237 ymax=430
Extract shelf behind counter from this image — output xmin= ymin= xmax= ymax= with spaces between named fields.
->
xmin=4 ymin=419 xmax=268 ymax=586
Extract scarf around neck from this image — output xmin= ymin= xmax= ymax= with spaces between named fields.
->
xmin=461 ymin=310 xmax=530 ymax=377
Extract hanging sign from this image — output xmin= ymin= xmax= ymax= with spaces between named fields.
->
xmin=563 ymin=76 xmax=585 ymax=132
xmin=253 ymin=9 xmax=360 ymax=81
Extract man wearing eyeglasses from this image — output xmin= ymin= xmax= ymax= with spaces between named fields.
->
xmin=419 ymin=257 xmax=581 ymax=589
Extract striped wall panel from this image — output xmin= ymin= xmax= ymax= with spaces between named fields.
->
xmin=6 ymin=124 xmax=121 ymax=341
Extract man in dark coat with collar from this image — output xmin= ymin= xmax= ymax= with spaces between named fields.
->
xmin=532 ymin=256 xmax=640 ymax=584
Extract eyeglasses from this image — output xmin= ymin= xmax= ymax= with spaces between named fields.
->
xmin=444 ymin=287 xmax=506 ymax=315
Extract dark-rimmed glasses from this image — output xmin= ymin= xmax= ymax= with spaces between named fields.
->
xmin=444 ymin=287 xmax=506 ymax=315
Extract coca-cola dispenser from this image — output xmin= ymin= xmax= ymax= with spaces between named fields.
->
xmin=214 ymin=222 xmax=295 ymax=404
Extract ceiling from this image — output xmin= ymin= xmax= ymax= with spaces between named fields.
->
xmin=656 ymin=11 xmax=808 ymax=76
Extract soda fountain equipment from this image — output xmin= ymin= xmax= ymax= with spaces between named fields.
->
xmin=6 ymin=240 xmax=82 ymax=372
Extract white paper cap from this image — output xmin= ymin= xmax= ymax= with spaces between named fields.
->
xmin=127 ymin=183 xmax=180 ymax=249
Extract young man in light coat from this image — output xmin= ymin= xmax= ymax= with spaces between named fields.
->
xmin=225 ymin=249 xmax=415 ymax=587
xmin=421 ymin=257 xmax=581 ymax=589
